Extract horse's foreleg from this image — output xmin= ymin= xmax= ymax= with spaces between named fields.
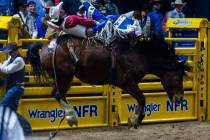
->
xmin=51 ymin=76 xmax=78 ymax=127
xmin=121 ymin=83 xmax=145 ymax=129
xmin=60 ymin=99 xmax=78 ymax=127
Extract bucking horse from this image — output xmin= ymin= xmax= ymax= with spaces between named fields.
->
xmin=27 ymin=33 xmax=190 ymax=129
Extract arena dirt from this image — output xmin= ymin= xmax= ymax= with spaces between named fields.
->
xmin=27 ymin=121 xmax=210 ymax=140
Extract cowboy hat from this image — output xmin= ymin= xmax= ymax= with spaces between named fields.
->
xmin=174 ymin=0 xmax=184 ymax=5
xmin=41 ymin=0 xmax=54 ymax=9
xmin=151 ymin=0 xmax=161 ymax=4
xmin=3 ymin=42 xmax=18 ymax=53
xmin=49 ymin=2 xmax=63 ymax=22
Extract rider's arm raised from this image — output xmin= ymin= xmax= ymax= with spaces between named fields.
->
xmin=42 ymin=18 xmax=62 ymax=31
xmin=123 ymin=11 xmax=134 ymax=18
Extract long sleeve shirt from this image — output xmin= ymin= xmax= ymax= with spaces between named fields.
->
xmin=139 ymin=16 xmax=151 ymax=37
xmin=149 ymin=10 xmax=163 ymax=34
xmin=0 ymin=56 xmax=25 ymax=74
xmin=13 ymin=11 xmax=28 ymax=24
xmin=26 ymin=13 xmax=38 ymax=38
xmin=167 ymin=9 xmax=185 ymax=20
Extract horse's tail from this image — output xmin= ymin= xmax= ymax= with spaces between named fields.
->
xmin=27 ymin=42 xmax=46 ymax=79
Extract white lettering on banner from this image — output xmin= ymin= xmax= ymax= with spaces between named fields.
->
xmin=127 ymin=103 xmax=160 ymax=116
xmin=166 ymin=99 xmax=188 ymax=112
xmin=28 ymin=105 xmax=98 ymax=123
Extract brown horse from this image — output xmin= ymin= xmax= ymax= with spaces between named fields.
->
xmin=27 ymin=34 xmax=190 ymax=128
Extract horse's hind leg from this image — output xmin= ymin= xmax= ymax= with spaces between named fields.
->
xmin=51 ymin=75 xmax=78 ymax=127
xmin=121 ymin=82 xmax=145 ymax=129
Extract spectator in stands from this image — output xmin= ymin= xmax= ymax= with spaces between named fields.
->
xmin=36 ymin=0 xmax=56 ymax=38
xmin=162 ymin=2 xmax=175 ymax=31
xmin=0 ymin=42 xmax=32 ymax=136
xmin=104 ymin=0 xmax=119 ymax=16
xmin=98 ymin=3 xmax=107 ymax=15
xmin=0 ymin=106 xmax=25 ymax=140
xmin=27 ymin=0 xmax=38 ymax=38
xmin=148 ymin=0 xmax=163 ymax=34
xmin=62 ymin=0 xmax=80 ymax=15
xmin=0 ymin=0 xmax=14 ymax=46
xmin=167 ymin=0 xmax=186 ymax=20
xmin=139 ymin=5 xmax=151 ymax=37
xmin=27 ymin=0 xmax=46 ymax=17
xmin=14 ymin=1 xmax=28 ymax=24
xmin=13 ymin=1 xmax=31 ymax=38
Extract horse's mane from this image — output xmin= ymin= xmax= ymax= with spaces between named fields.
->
xmin=135 ymin=33 xmax=178 ymax=62
xmin=54 ymin=33 xmax=190 ymax=73
xmin=56 ymin=33 xmax=177 ymax=61
xmin=133 ymin=33 xmax=191 ymax=73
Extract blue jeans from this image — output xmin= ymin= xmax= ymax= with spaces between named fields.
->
xmin=83 ymin=2 xmax=107 ymax=21
xmin=0 ymin=86 xmax=23 ymax=111
xmin=0 ymin=86 xmax=32 ymax=136
xmin=92 ymin=19 xmax=107 ymax=33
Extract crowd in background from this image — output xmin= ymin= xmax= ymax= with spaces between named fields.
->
xmin=0 ymin=0 xmax=203 ymax=39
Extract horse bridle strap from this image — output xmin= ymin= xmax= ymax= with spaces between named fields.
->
xmin=67 ymin=40 xmax=79 ymax=63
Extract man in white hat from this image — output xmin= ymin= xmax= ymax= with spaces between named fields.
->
xmin=166 ymin=0 xmax=186 ymax=21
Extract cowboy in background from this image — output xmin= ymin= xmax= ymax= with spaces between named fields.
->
xmin=26 ymin=1 xmax=38 ymax=38
xmin=148 ymin=0 xmax=163 ymax=34
xmin=13 ymin=1 xmax=28 ymax=26
xmin=13 ymin=1 xmax=31 ymax=38
xmin=138 ymin=5 xmax=151 ymax=37
xmin=162 ymin=0 xmax=186 ymax=31
xmin=104 ymin=0 xmax=119 ymax=16
xmin=166 ymin=0 xmax=186 ymax=20
xmin=0 ymin=42 xmax=32 ymax=136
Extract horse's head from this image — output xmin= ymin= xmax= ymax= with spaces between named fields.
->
xmin=159 ymin=61 xmax=191 ymax=103
xmin=133 ymin=33 xmax=192 ymax=103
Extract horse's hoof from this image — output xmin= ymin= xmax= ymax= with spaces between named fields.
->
xmin=134 ymin=124 xmax=139 ymax=129
xmin=64 ymin=107 xmax=78 ymax=127
xmin=128 ymin=118 xmax=132 ymax=129
xmin=127 ymin=116 xmax=140 ymax=129
xmin=66 ymin=114 xmax=78 ymax=127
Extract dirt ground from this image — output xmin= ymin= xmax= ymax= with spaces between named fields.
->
xmin=27 ymin=121 xmax=210 ymax=140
